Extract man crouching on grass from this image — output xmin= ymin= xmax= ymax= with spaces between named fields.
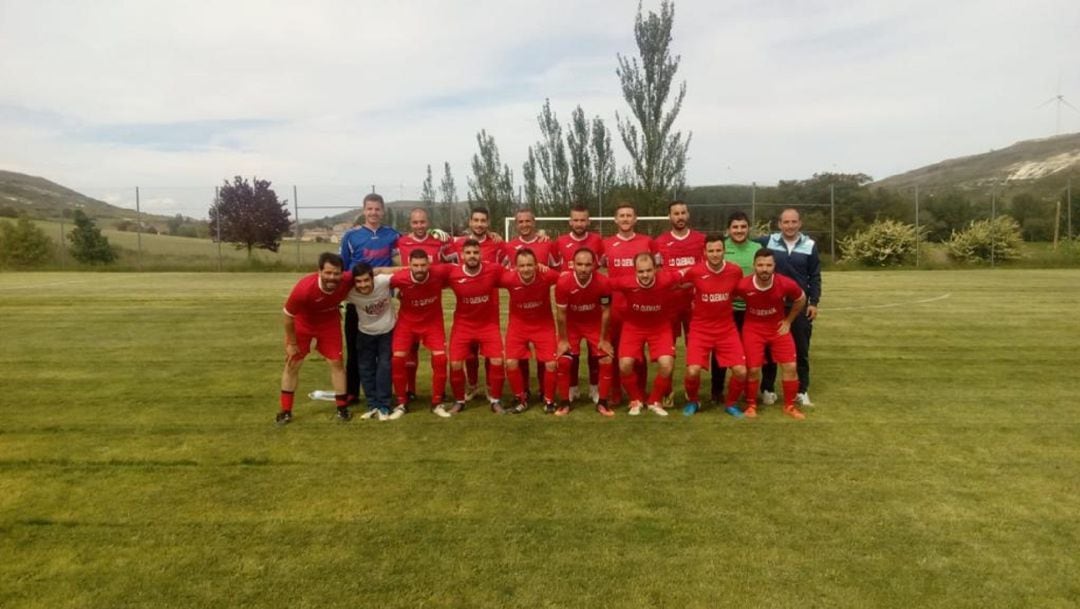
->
xmin=275 ymin=253 xmax=354 ymax=425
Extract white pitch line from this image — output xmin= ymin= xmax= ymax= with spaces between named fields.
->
xmin=828 ymin=293 xmax=951 ymax=311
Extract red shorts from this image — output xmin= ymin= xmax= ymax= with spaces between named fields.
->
xmin=565 ymin=321 xmax=602 ymax=356
xmin=392 ymin=318 xmax=446 ymax=354
xmin=505 ymin=323 xmax=557 ymax=362
xmin=617 ymin=323 xmax=674 ymax=362
xmin=686 ymin=327 xmax=745 ymax=368
xmin=742 ymin=322 xmax=796 ymax=367
xmin=449 ymin=323 xmax=503 ymax=361
xmin=293 ymin=320 xmax=343 ymax=361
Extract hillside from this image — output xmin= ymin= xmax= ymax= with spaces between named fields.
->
xmin=0 ymin=170 xmax=139 ymax=220
xmin=872 ymin=132 xmax=1080 ymax=196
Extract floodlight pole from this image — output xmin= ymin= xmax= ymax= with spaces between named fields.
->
xmin=215 ymin=186 xmax=222 ymax=271
xmin=294 ymin=185 xmax=301 ymax=270
xmin=829 ymin=183 xmax=836 ymax=261
xmin=135 ymin=186 xmax=143 ymax=271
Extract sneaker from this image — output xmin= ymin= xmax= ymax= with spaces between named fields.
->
xmin=511 ymin=397 xmax=530 ymax=414
xmin=307 ymin=390 xmax=336 ymax=401
xmin=275 ymin=410 xmax=293 ymax=425
xmin=432 ymin=404 xmax=452 ymax=418
xmin=388 ymin=405 xmax=406 ymax=420
xmin=589 ymin=385 xmax=600 ymax=404
xmin=464 ymin=384 xmax=479 ymax=401
xmin=628 ymin=401 xmax=643 ymax=416
xmin=682 ymin=401 xmax=700 ymax=416
xmin=647 ymin=403 xmax=669 ymax=417
xmin=662 ymin=394 xmax=675 ymax=408
xmin=596 ymin=403 xmax=615 ymax=417
xmin=449 ymin=401 xmax=466 ymax=415
xmin=336 ymin=407 xmax=353 ymax=422
xmin=760 ymin=391 xmax=778 ymax=406
xmin=796 ymin=392 xmax=814 ymax=407
xmin=555 ymin=405 xmax=570 ymax=416
xmin=544 ymin=401 xmax=558 ymax=415
xmin=743 ymin=405 xmax=758 ymax=419
xmin=568 ymin=387 xmax=579 ymax=401
xmin=783 ymin=405 xmax=806 ymax=420
xmin=490 ymin=400 xmax=506 ymax=415
xmin=360 ymin=408 xmax=379 ymax=420
xmin=724 ymin=405 xmax=745 ymax=419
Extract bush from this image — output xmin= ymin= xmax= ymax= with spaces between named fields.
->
xmin=0 ymin=216 xmax=54 ymax=268
xmin=839 ymin=219 xmax=921 ymax=266
xmin=68 ymin=210 xmax=117 ymax=264
xmin=946 ymin=216 xmax=1023 ymax=263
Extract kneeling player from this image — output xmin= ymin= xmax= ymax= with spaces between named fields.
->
xmin=735 ymin=249 xmax=808 ymax=419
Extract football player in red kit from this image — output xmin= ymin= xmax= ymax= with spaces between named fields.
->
xmin=554 ymin=248 xmax=616 ymax=416
xmin=499 ymin=248 xmax=560 ymax=413
xmin=396 ymin=208 xmax=450 ymax=402
xmin=446 ymin=239 xmax=506 ymax=414
xmin=554 ymin=204 xmax=605 ymax=403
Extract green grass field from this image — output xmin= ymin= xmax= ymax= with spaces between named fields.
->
xmin=1 ymin=270 xmax=1077 ymax=609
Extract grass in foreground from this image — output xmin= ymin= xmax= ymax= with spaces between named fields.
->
xmin=0 ymin=271 xmax=1077 ymax=609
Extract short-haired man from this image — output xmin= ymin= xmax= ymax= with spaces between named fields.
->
xmin=601 ymin=203 xmax=656 ymax=404
xmin=339 ymin=193 xmax=400 ymax=405
xmin=555 ymin=248 xmax=616 ymax=416
xmin=397 ymin=207 xmax=450 ymax=401
xmin=653 ymin=200 xmax=706 ymax=346
xmin=711 ymin=210 xmax=756 ymax=402
xmin=554 ymin=204 xmax=606 ymax=403
xmin=609 ymin=252 xmax=678 ymax=416
xmin=500 ymin=248 xmax=560 ymax=414
xmin=446 ymin=239 xmax=506 ymax=414
xmin=734 ymin=249 xmax=808 ymax=419
xmin=758 ymin=208 xmax=821 ymax=407
xmin=389 ymin=250 xmax=452 ymax=417
xmin=679 ymin=235 xmax=747 ymax=417
xmin=275 ymin=253 xmax=355 ymax=424
xmin=345 ymin=262 xmax=397 ymax=420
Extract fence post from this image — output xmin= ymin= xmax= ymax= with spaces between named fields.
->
xmin=135 ymin=186 xmax=143 ymax=271
xmin=1068 ymin=178 xmax=1073 ymax=240
xmin=294 ymin=185 xmax=301 ymax=270
xmin=990 ymin=190 xmax=996 ymax=268
xmin=59 ymin=221 xmax=65 ymax=269
xmin=914 ymin=185 xmax=920 ymax=268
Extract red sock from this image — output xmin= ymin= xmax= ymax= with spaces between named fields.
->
xmin=598 ymin=360 xmax=614 ymax=401
xmin=450 ymin=367 xmax=466 ymax=401
xmin=556 ymin=355 xmax=573 ymax=401
xmin=280 ymin=390 xmax=295 ymax=412
xmin=621 ymin=370 xmax=644 ymax=403
xmin=487 ymin=363 xmax=505 ymax=402
xmin=725 ymin=376 xmax=745 ymax=406
xmin=783 ymin=379 xmax=800 ymax=408
xmin=684 ymin=374 xmax=701 ymax=402
xmin=648 ymin=374 xmax=671 ymax=405
xmin=588 ymin=354 xmax=600 ymax=385
xmin=508 ymin=365 xmax=526 ymax=398
xmin=542 ymin=364 xmax=556 ymax=402
xmin=466 ymin=355 xmax=479 ymax=387
xmin=430 ymin=353 xmax=448 ymax=404
xmin=334 ymin=393 xmax=348 ymax=408
xmin=745 ymin=377 xmax=760 ymax=407
xmin=391 ymin=355 xmax=409 ymax=405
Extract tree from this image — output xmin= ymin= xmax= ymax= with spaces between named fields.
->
xmin=591 ymin=116 xmax=617 ymax=216
xmin=0 ymin=215 xmax=53 ymax=267
xmin=534 ymin=99 xmax=571 ymax=214
xmin=420 ymin=164 xmax=437 ymax=216
xmin=523 ymin=147 xmax=541 ymax=207
xmin=209 ymin=176 xmax=292 ymax=256
xmin=616 ymin=0 xmax=691 ymax=213
xmin=167 ymin=214 xmax=184 ymax=236
xmin=67 ymin=209 xmax=116 ymax=264
xmin=440 ymin=162 xmax=458 ymax=233
xmin=567 ymin=106 xmax=594 ymax=208
xmin=467 ymin=129 xmax=515 ymax=227
xmin=1009 ymin=193 xmax=1053 ymax=241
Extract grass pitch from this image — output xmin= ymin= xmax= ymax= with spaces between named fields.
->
xmin=1 ymin=270 xmax=1077 ymax=609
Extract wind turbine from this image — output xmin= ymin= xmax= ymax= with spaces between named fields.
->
xmin=1037 ymin=90 xmax=1080 ymax=135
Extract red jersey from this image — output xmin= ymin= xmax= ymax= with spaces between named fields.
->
xmin=397 ymin=233 xmax=447 ymax=262
xmin=390 ymin=266 xmax=450 ymax=324
xmin=681 ymin=261 xmax=743 ymax=332
xmin=735 ymin=274 xmax=805 ymax=325
xmin=554 ymin=272 xmax=611 ymax=327
xmin=445 ymin=234 xmax=506 ymax=265
xmin=555 ymin=231 xmax=604 ymax=270
xmin=601 ymin=233 xmax=655 ymax=278
xmin=283 ymin=271 xmax=354 ymax=327
xmin=499 ymin=267 xmax=560 ymax=327
xmin=446 ymin=261 xmax=502 ymax=327
xmin=503 ymin=236 xmax=560 ymax=269
xmin=609 ymin=270 xmax=678 ymax=326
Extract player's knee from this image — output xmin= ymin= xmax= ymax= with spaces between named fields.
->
xmin=657 ymin=358 xmax=674 ymax=376
xmin=505 ymin=359 xmax=518 ymax=370
xmin=490 ymin=358 xmax=503 ymax=366
xmin=598 ymin=356 xmax=612 ymax=366
xmin=328 ymin=359 xmax=345 ymax=371
xmin=686 ymin=365 xmax=701 ymax=378
xmin=731 ymin=365 xmax=748 ymax=380
xmin=618 ymin=359 xmax=634 ymax=374
xmin=450 ymin=361 xmax=464 ymax=371
xmin=544 ymin=361 xmax=556 ymax=372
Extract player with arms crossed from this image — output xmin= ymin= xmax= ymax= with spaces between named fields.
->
xmin=276 ymin=253 xmax=355 ymax=424
xmin=609 ymin=252 xmax=678 ymax=416
xmin=389 ymin=250 xmax=452 ymax=417
xmin=446 ymin=239 xmax=506 ymax=414
xmin=679 ymin=235 xmax=747 ymax=417
xmin=735 ymin=249 xmax=808 ymax=419
xmin=500 ymin=248 xmax=561 ymax=414
xmin=554 ymin=204 xmax=605 ymax=403
xmin=555 ymin=248 xmax=616 ymax=416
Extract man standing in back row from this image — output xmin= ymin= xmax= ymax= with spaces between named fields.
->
xmin=554 ymin=204 xmax=605 ymax=403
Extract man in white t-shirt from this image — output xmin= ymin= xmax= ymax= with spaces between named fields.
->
xmin=345 ymin=262 xmax=399 ymax=420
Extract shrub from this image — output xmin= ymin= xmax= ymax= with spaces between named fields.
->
xmin=839 ymin=219 xmax=921 ymax=266
xmin=0 ymin=216 xmax=54 ymax=268
xmin=68 ymin=209 xmax=117 ymax=264
xmin=946 ymin=216 xmax=1023 ymax=263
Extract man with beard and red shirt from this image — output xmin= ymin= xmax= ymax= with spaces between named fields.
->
xmin=446 ymin=239 xmax=506 ymax=415
xmin=601 ymin=203 xmax=656 ymax=405
xmin=554 ymin=204 xmax=605 ymax=403
xmin=734 ymin=248 xmax=808 ymax=419
xmin=678 ymin=235 xmax=747 ymax=418
xmin=396 ymin=208 xmax=451 ymax=403
xmin=609 ymin=253 xmax=677 ymax=416
xmin=653 ymin=200 xmax=706 ymax=345
xmin=555 ymin=248 xmax=616 ymax=416
xmin=275 ymin=253 xmax=355 ymax=425
xmin=499 ymin=248 xmax=560 ymax=414
xmin=389 ymin=249 xmax=453 ymax=417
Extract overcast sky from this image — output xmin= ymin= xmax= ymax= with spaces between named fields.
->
xmin=2 ymin=0 xmax=1078 ymax=216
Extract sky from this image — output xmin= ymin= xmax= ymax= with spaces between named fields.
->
xmin=1 ymin=0 xmax=1079 ymax=217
